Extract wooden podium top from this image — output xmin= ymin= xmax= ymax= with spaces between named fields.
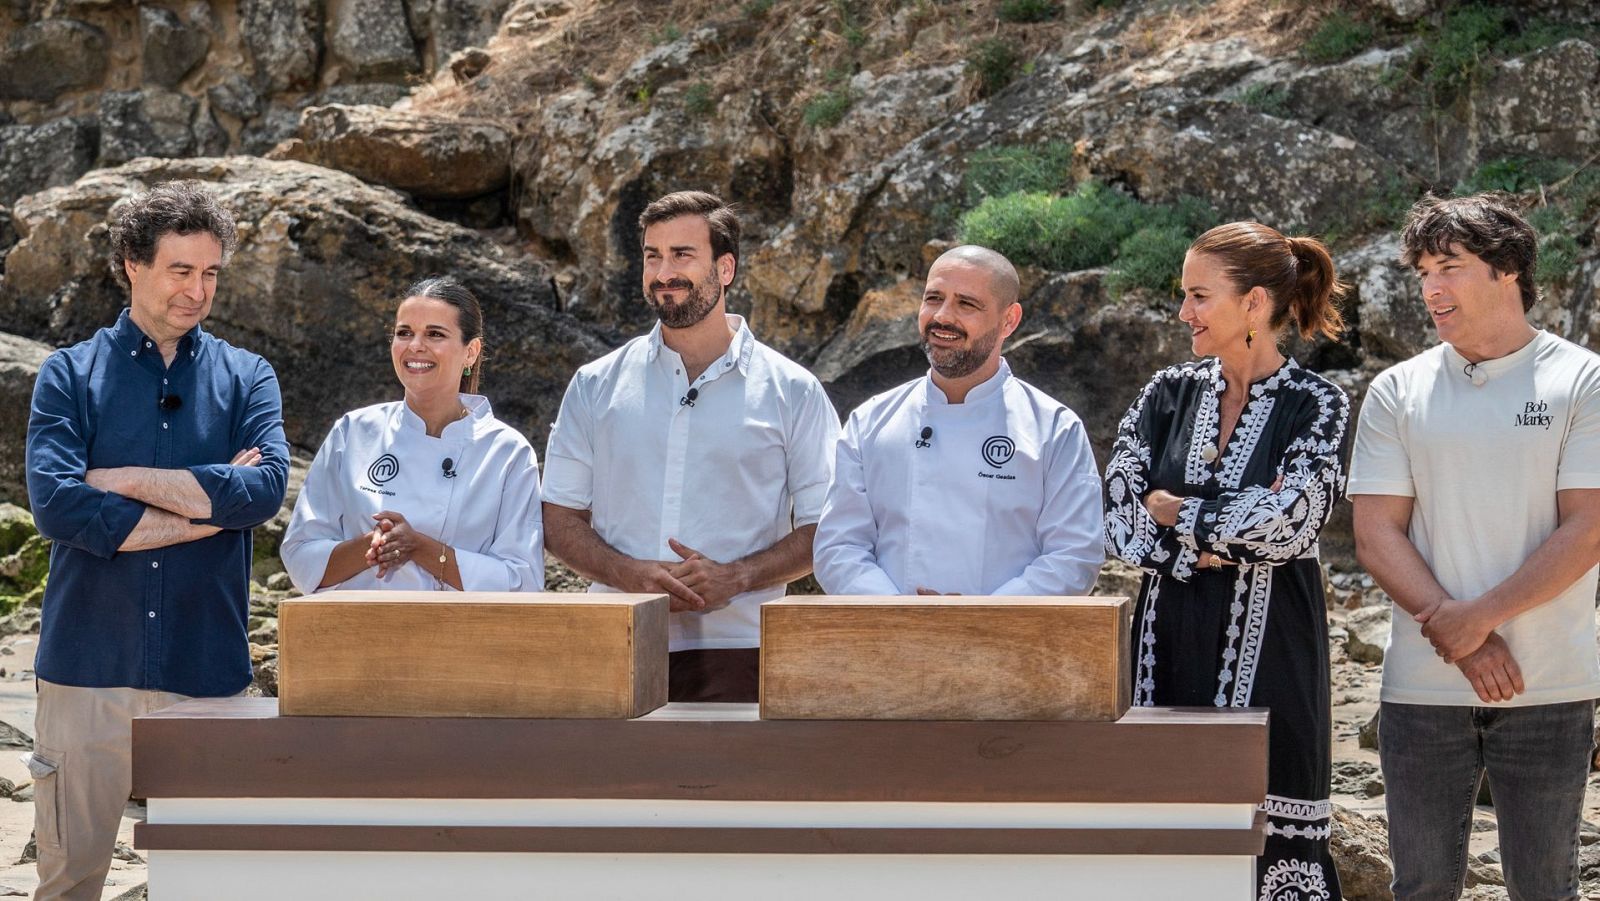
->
xmin=133 ymin=698 xmax=1267 ymax=805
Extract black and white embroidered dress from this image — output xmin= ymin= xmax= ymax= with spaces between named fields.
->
xmin=1104 ymin=357 xmax=1349 ymax=901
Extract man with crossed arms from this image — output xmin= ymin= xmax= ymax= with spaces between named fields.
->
xmin=26 ymin=182 xmax=288 ymax=900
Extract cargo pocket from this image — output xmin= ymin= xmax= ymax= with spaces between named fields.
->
xmin=23 ymin=745 xmax=64 ymax=851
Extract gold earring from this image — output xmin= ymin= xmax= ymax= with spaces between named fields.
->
xmin=1246 ymin=329 xmax=1256 ymax=349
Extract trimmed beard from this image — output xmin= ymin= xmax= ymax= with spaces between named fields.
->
xmin=921 ymin=322 xmax=1001 ymax=379
xmin=646 ymin=269 xmax=722 ymax=329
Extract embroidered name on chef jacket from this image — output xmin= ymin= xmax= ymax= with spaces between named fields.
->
xmin=979 ymin=435 xmax=1016 ymax=480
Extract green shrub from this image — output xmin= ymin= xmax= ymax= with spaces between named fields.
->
xmin=744 ymin=0 xmax=775 ymax=18
xmin=1523 ymin=204 xmax=1580 ymax=286
xmin=1456 ymin=157 xmax=1570 ymax=195
xmin=967 ymin=39 xmax=1020 ymax=97
xmin=650 ymin=24 xmax=683 ymax=45
xmin=803 ymin=89 xmax=853 ymax=128
xmin=1107 ymin=224 xmax=1193 ymax=297
xmin=683 ymin=81 xmax=716 ymax=117
xmin=1239 ymin=83 xmax=1290 ymax=117
xmin=964 ymin=143 xmax=1075 ymax=205
xmin=1419 ymin=4 xmax=1513 ymax=95
xmin=999 ymin=0 xmax=1059 ymax=24
xmin=958 ymin=182 xmax=1214 ymax=293
xmin=1303 ymin=11 xmax=1377 ymax=63
xmin=957 ymin=182 xmax=1148 ymax=273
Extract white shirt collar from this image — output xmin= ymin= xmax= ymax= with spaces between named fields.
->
xmin=925 ymin=358 xmax=1012 ymax=406
xmin=645 ymin=314 xmax=757 ymax=376
xmin=397 ymin=393 xmax=493 ymax=439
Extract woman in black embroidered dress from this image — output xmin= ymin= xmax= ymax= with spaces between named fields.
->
xmin=1105 ymin=222 xmax=1351 ymax=900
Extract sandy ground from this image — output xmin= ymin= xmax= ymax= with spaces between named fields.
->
xmin=0 ymin=635 xmax=144 ymax=900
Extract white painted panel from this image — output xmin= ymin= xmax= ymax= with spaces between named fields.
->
xmin=148 ymin=798 xmax=1256 ymax=830
xmin=149 ymin=851 xmax=1254 ymax=901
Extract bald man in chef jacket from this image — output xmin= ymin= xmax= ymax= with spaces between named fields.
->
xmin=813 ymin=245 xmax=1104 ymax=596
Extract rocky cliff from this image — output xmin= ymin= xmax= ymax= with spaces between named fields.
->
xmin=4 ymin=0 xmax=1597 ymax=571
xmin=1 ymin=1 xmax=1599 ymax=892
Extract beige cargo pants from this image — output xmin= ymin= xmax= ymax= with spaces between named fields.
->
xmin=30 ymin=680 xmax=187 ymax=901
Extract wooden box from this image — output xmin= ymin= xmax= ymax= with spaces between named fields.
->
xmin=278 ymin=592 xmax=668 ymax=718
xmin=760 ymin=596 xmax=1132 ymax=721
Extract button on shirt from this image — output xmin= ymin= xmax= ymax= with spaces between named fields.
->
xmin=26 ymin=309 xmax=289 ymax=697
xmin=543 ymin=315 xmax=841 ymax=651
xmin=814 ymin=361 xmax=1104 ymax=596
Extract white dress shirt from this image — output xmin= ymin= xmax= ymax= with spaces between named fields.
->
xmin=281 ymin=395 xmax=544 ymax=594
xmin=543 ymin=315 xmax=840 ymax=651
xmin=815 ymin=360 xmax=1104 ymax=596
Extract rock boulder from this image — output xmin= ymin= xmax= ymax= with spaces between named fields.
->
xmin=0 ymin=157 xmax=614 ymax=452
xmin=238 ymin=0 xmax=322 ymax=94
xmin=0 ymin=334 xmax=51 ymax=509
xmin=328 ymin=0 xmax=420 ymax=79
xmin=0 ymin=118 xmax=99 ymax=208
xmin=0 ymin=19 xmax=108 ymax=102
xmin=98 ymin=88 xmax=227 ymax=166
xmin=140 ymin=6 xmax=211 ymax=89
xmin=271 ymin=104 xmax=512 ymax=199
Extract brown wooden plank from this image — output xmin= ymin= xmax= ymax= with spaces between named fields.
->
xmin=134 ymin=818 xmax=1266 ymax=855
xmin=132 ymin=700 xmax=1267 ymax=804
xmin=761 ymin=596 xmax=1132 ymax=721
xmin=277 ymin=593 xmax=667 ymax=718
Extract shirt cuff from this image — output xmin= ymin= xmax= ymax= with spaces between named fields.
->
xmin=540 ymin=455 xmax=593 ymax=511
xmin=1346 ymin=479 xmax=1415 ymax=497
xmin=1556 ymin=472 xmax=1600 ymax=491
xmin=186 ymin=463 xmax=239 ymax=526
xmin=79 ymin=492 xmax=146 ymax=559
xmin=790 ymin=482 xmax=828 ymax=527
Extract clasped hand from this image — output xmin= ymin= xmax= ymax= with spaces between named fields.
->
xmin=1413 ymin=598 xmax=1492 ymax=664
xmin=1415 ymin=598 xmax=1523 ymax=703
xmin=368 ymin=510 xmax=427 ymax=578
xmin=629 ymin=539 xmax=746 ymax=613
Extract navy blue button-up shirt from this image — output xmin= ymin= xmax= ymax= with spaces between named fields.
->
xmin=26 ymin=309 xmax=289 ymax=697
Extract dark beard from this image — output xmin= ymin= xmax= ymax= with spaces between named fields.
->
xmin=921 ymin=322 xmax=1000 ymax=379
xmin=646 ymin=271 xmax=722 ymax=329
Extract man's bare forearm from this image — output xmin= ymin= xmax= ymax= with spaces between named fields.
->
xmin=542 ymin=503 xmax=642 ymax=587
xmin=730 ymin=524 xmax=817 ymax=592
xmin=93 ymin=467 xmax=212 ymax=520
xmin=1352 ymin=500 xmax=1449 ymax=617
xmin=119 ymin=506 xmax=221 ymax=552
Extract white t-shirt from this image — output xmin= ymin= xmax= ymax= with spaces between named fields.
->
xmin=543 ymin=315 xmax=840 ymax=651
xmin=813 ymin=360 xmax=1104 ymax=597
xmin=281 ymin=396 xmax=545 ymax=594
xmin=1350 ymin=330 xmax=1600 ymax=706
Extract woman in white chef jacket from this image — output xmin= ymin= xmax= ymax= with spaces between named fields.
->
xmin=281 ymin=276 xmax=544 ymax=593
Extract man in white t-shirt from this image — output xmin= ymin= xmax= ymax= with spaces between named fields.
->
xmin=813 ymin=245 xmax=1104 ymax=597
xmin=1351 ymin=193 xmax=1600 ymax=900
xmin=542 ymin=190 xmax=840 ymax=702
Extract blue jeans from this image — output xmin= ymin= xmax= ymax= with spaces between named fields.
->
xmin=1379 ymin=700 xmax=1594 ymax=901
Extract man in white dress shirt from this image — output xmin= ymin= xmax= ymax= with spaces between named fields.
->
xmin=814 ymin=245 xmax=1104 ymax=596
xmin=543 ymin=191 xmax=840 ymax=701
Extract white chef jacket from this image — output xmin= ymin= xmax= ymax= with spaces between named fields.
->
xmin=281 ymin=395 xmax=544 ymax=594
xmin=814 ymin=360 xmax=1104 ymax=596
xmin=543 ymin=315 xmax=840 ymax=651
